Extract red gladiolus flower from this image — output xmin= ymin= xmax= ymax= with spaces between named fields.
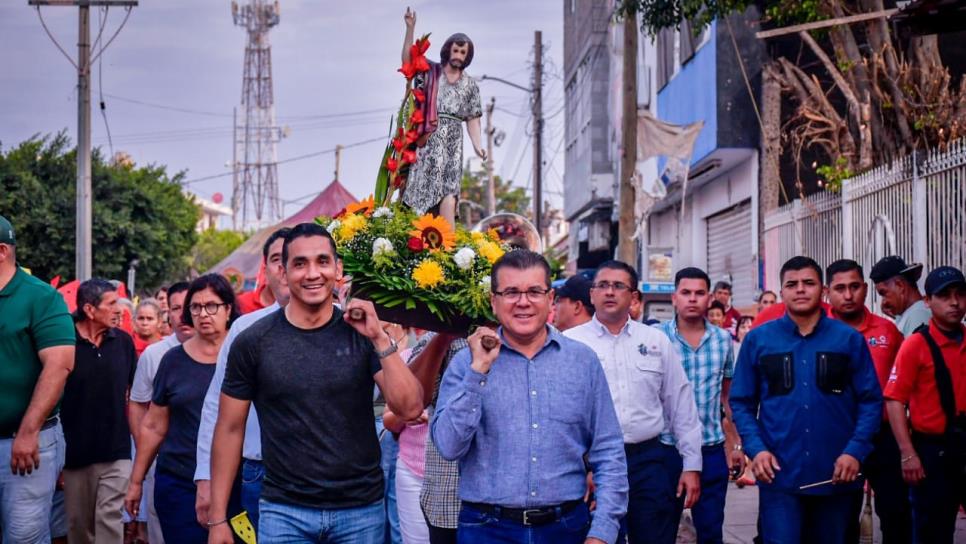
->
xmin=393 ymin=175 xmax=406 ymax=189
xmin=392 ymin=137 xmax=406 ymax=151
xmin=407 ymin=236 xmax=424 ymax=252
xmin=412 ymin=89 xmax=426 ymax=103
xmin=387 ymin=157 xmax=399 ymax=172
xmin=405 ymin=129 xmax=419 ymax=144
xmin=411 ymin=54 xmax=430 ymax=74
xmin=410 ymin=109 xmax=425 ymax=125
xmin=401 ymin=149 xmax=417 ymax=164
xmin=398 ymin=62 xmax=416 ymax=80
xmin=415 ymin=36 xmax=431 ymax=54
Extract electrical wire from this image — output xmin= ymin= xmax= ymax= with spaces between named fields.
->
xmin=89 ymin=6 xmax=133 ymax=65
xmin=35 ymin=7 xmax=78 ymax=69
xmin=180 ymin=135 xmax=387 ymax=186
xmin=96 ymin=8 xmax=114 ymax=158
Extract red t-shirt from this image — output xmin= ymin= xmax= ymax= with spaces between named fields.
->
xmin=829 ymin=308 xmax=904 ymax=420
xmin=884 ymin=320 xmax=966 ymax=435
xmin=132 ymin=334 xmax=159 ymax=358
xmin=722 ymin=306 xmax=743 ymax=332
xmin=236 ymin=287 xmax=267 ymax=315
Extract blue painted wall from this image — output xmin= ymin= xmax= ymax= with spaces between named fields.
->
xmin=656 ymin=21 xmax=718 ymax=167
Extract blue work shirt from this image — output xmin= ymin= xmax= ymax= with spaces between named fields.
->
xmin=729 ymin=313 xmax=882 ymax=495
xmin=432 ymin=326 xmax=628 ymax=543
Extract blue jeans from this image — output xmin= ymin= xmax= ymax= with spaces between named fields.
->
xmin=0 ymin=421 xmax=65 ymax=543
xmin=154 ymin=471 xmax=208 ymax=543
xmin=457 ymin=501 xmax=592 ymax=544
xmin=376 ymin=415 xmax=402 ymax=544
xmin=620 ymin=439 xmax=683 ymax=544
xmin=258 ymin=498 xmax=385 ymax=543
xmin=671 ymin=443 xmax=728 ymax=544
xmin=242 ymin=458 xmax=265 ymax=530
xmin=759 ymin=487 xmax=859 ymax=544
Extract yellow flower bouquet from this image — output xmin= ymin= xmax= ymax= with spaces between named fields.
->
xmin=316 ymin=197 xmax=507 ymax=333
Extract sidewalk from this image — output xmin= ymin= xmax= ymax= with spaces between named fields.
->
xmin=674 ymin=482 xmax=966 ymax=543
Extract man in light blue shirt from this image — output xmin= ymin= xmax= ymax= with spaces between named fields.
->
xmin=659 ymin=267 xmax=743 ymax=544
xmin=194 ymin=227 xmax=290 ymax=530
xmin=433 ymin=250 xmax=627 ymax=544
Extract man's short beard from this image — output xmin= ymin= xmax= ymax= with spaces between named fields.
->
xmin=448 ymin=59 xmax=464 ymax=70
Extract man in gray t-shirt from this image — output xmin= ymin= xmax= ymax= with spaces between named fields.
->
xmin=206 ymin=224 xmax=424 ymax=544
xmin=871 ymin=256 xmax=932 ymax=336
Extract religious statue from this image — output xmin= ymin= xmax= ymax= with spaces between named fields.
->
xmin=399 ymin=8 xmax=486 ymax=227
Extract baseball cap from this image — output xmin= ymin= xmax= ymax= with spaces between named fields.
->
xmin=924 ymin=266 xmax=966 ymax=296
xmin=555 ymin=275 xmax=594 ymax=310
xmin=869 ymin=255 xmax=923 ymax=284
xmin=0 ymin=215 xmax=15 ymax=245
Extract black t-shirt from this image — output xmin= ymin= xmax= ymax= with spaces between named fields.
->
xmin=222 ymin=307 xmax=383 ymax=509
xmin=61 ymin=328 xmax=136 ymax=469
xmin=152 ymin=345 xmax=216 ymax=481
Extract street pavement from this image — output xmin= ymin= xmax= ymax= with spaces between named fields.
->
xmin=673 ymin=482 xmax=966 ymax=543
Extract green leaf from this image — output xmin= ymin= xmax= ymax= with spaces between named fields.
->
xmin=374 ymin=144 xmax=393 ymax=204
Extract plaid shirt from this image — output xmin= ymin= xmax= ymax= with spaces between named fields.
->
xmin=659 ymin=319 xmax=735 ymax=446
xmin=417 ymin=336 xmax=468 ymax=529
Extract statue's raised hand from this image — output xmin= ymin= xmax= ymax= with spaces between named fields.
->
xmin=404 ymin=7 xmax=416 ymax=29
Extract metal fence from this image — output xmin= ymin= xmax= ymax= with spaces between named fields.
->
xmin=763 ymin=138 xmax=966 ymax=295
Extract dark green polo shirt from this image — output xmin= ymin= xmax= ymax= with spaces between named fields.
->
xmin=0 ymin=268 xmax=75 ymax=434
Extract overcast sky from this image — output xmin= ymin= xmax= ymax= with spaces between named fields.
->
xmin=1 ymin=0 xmax=565 ymax=227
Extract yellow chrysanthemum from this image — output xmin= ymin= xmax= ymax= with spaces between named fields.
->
xmin=487 ymin=227 xmax=501 ymax=241
xmin=471 ymin=231 xmax=486 ymax=244
xmin=410 ymin=214 xmax=456 ymax=252
xmin=338 ymin=213 xmax=368 ymax=241
xmin=343 ymin=195 xmax=375 ymax=217
xmin=412 ymin=259 xmax=445 ymax=288
xmin=478 ymin=240 xmax=504 ymax=264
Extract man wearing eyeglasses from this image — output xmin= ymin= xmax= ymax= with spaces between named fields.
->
xmin=564 ymin=260 xmax=702 ymax=544
xmin=433 ymin=249 xmax=628 ymax=544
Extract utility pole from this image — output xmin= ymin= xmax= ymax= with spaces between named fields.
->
xmin=334 ymin=144 xmax=343 ymax=182
xmin=617 ymin=14 xmax=638 ymax=265
xmin=485 ymin=97 xmax=496 ymax=215
xmin=232 ymin=106 xmax=239 ymax=229
xmin=532 ymin=30 xmax=544 ymax=239
xmin=29 ymin=0 xmax=137 ymax=281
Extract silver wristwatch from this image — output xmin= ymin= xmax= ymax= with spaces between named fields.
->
xmin=375 ymin=336 xmax=398 ymax=359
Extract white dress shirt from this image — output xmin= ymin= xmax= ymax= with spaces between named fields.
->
xmin=193 ymin=303 xmax=280 ymax=482
xmin=130 ymin=334 xmax=181 ymax=403
xmin=564 ymin=316 xmax=703 ymax=471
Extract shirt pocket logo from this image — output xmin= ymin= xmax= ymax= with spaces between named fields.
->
xmin=760 ymin=352 xmax=794 ymax=396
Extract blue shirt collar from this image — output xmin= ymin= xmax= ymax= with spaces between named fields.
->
xmin=496 ymin=324 xmax=560 ymax=355
xmin=777 ymin=311 xmax=828 ymax=338
xmin=668 ymin=317 xmax=715 ymax=349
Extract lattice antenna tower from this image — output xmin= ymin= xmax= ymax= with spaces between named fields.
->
xmin=232 ymin=0 xmax=282 ymax=229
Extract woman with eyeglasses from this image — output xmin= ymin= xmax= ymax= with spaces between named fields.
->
xmin=124 ymin=274 xmax=241 ymax=543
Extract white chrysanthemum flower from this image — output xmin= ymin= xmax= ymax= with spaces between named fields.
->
xmin=372 ymin=237 xmax=394 ymax=256
xmin=373 ymin=207 xmax=393 ymax=219
xmin=479 ymin=275 xmax=492 ymax=292
xmin=454 ymin=247 xmax=476 ymax=270
xmin=326 ymin=220 xmax=341 ymax=234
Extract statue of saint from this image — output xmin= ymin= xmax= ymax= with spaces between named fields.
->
xmin=400 ymin=8 xmax=486 ymax=226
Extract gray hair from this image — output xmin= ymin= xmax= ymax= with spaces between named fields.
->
xmin=136 ymin=298 xmax=162 ymax=316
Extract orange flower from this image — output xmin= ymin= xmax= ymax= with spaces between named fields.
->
xmin=343 ymin=195 xmax=375 ymax=217
xmin=410 ymin=214 xmax=456 ymax=252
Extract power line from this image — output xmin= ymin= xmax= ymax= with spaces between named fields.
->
xmin=180 ymin=135 xmax=386 ymax=186
xmin=102 ymin=93 xmax=396 ymax=122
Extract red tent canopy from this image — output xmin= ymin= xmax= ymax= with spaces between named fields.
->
xmin=211 ymin=180 xmax=358 ymax=282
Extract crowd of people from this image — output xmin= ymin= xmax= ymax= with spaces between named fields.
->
xmin=0 ymin=211 xmax=964 ymax=544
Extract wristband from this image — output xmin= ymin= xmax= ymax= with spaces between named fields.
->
xmin=206 ymin=518 xmax=228 ymax=528
xmin=900 ymin=454 xmax=916 ymax=464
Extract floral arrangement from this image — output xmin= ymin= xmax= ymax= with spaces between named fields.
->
xmin=374 ymin=33 xmax=433 ymax=205
xmin=316 ymin=198 xmax=508 ymax=328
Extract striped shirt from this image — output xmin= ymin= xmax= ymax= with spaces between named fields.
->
xmin=659 ymin=318 xmax=735 ymax=446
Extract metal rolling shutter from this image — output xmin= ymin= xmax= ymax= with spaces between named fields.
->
xmin=707 ymin=201 xmax=754 ymax=307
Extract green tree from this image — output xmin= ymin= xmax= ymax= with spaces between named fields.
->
xmin=0 ymin=133 xmax=200 ymax=289
xmin=459 ymin=167 xmax=531 ymax=225
xmin=191 ymin=228 xmax=249 ymax=273
xmin=619 ymin=0 xmax=966 ymax=191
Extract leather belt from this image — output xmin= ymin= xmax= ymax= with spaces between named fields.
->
xmin=463 ymin=499 xmax=582 ymax=526
xmin=1 ymin=416 xmax=59 ymax=440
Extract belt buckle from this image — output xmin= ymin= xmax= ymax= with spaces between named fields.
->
xmin=522 ymin=509 xmax=541 ymax=526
